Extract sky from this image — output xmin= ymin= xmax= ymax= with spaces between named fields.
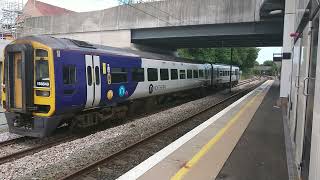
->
xmin=20 ymin=0 xmax=281 ymax=64
xmin=256 ymin=47 xmax=282 ymax=64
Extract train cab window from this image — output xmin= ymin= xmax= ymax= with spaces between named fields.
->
xmin=63 ymin=65 xmax=77 ymax=85
xmin=111 ymin=68 xmax=128 ymax=83
xmin=148 ymin=68 xmax=158 ymax=81
xmin=193 ymin=70 xmax=199 ymax=78
xmin=36 ymin=49 xmax=48 ymax=57
xmin=132 ymin=68 xmax=144 ymax=82
xmin=187 ymin=70 xmax=192 ymax=79
xmin=179 ymin=70 xmax=186 ymax=79
xmin=35 ymin=59 xmax=50 ymax=87
xmin=199 ymin=70 xmax=204 ymax=78
xmin=171 ymin=69 xmax=178 ymax=80
xmin=160 ymin=69 xmax=169 ymax=80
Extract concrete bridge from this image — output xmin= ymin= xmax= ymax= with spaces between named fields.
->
xmin=21 ymin=0 xmax=284 ymax=49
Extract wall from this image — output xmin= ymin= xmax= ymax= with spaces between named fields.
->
xmin=280 ymin=0 xmax=296 ymax=98
xmin=20 ymin=0 xmax=264 ymax=48
xmin=52 ymin=30 xmax=131 ymax=48
xmin=0 ymin=40 xmax=11 ymax=62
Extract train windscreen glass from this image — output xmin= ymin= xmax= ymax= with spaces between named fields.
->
xmin=35 ymin=59 xmax=50 ymax=87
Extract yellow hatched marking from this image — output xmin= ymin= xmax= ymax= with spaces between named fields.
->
xmin=171 ymin=90 xmax=262 ymax=180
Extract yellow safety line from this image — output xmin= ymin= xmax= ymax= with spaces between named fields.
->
xmin=171 ymin=88 xmax=265 ymax=180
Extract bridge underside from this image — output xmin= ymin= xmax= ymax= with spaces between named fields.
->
xmin=131 ymin=21 xmax=283 ymax=48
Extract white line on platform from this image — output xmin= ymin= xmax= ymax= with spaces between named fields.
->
xmin=116 ymin=80 xmax=273 ymax=180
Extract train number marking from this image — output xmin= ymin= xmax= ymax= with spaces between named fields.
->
xmin=36 ymin=80 xmax=50 ymax=87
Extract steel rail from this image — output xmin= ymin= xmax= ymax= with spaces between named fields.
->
xmin=0 ymin=136 xmax=28 ymax=147
xmin=58 ymin=79 xmax=266 ymax=180
xmin=0 ymin=135 xmax=77 ymax=165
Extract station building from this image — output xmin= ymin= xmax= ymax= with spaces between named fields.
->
xmin=281 ymin=0 xmax=320 ymax=179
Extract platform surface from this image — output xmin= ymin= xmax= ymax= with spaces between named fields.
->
xmin=216 ymin=80 xmax=288 ymax=180
xmin=117 ymin=80 xmax=288 ymax=180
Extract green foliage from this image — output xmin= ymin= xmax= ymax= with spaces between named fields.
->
xmin=263 ymin=60 xmax=274 ymax=66
xmin=262 ymin=60 xmax=279 ymax=75
xmin=177 ymin=47 xmax=260 ymax=72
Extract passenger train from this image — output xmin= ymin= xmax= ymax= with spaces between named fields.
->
xmin=1 ymin=36 xmax=240 ymax=137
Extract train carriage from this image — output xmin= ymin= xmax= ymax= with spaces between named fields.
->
xmin=1 ymin=36 xmax=239 ymax=137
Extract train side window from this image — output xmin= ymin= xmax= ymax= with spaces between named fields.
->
xmin=187 ymin=70 xmax=192 ymax=79
xmin=17 ymin=59 xmax=22 ymax=79
xmin=132 ymin=68 xmax=144 ymax=82
xmin=171 ymin=69 xmax=178 ymax=80
xmin=199 ymin=70 xmax=204 ymax=78
xmin=95 ymin=66 xmax=100 ymax=85
xmin=193 ymin=70 xmax=199 ymax=78
xmin=111 ymin=68 xmax=127 ymax=83
xmin=179 ymin=70 xmax=186 ymax=79
xmin=160 ymin=69 xmax=169 ymax=80
xmin=148 ymin=68 xmax=158 ymax=81
xmin=63 ymin=65 xmax=77 ymax=84
xmin=220 ymin=71 xmax=223 ymax=76
xmin=87 ymin=66 xmax=92 ymax=86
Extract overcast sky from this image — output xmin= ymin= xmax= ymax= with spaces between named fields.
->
xmin=22 ymin=0 xmax=281 ymax=64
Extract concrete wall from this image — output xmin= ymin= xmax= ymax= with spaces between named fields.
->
xmin=280 ymin=0 xmax=296 ymax=98
xmin=20 ymin=0 xmax=264 ymax=47
xmin=52 ymin=30 xmax=131 ymax=48
xmin=0 ymin=40 xmax=11 ymax=62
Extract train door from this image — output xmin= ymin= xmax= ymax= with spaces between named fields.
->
xmin=5 ymin=44 xmax=34 ymax=112
xmin=289 ymin=38 xmax=302 ymax=143
xmin=85 ymin=55 xmax=101 ymax=108
xmin=300 ymin=15 xmax=319 ymax=180
xmin=294 ymin=23 xmax=312 ymax=176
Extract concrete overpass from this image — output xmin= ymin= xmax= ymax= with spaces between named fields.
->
xmin=20 ymin=0 xmax=284 ymax=49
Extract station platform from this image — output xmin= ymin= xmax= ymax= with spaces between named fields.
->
xmin=117 ymin=80 xmax=288 ymax=180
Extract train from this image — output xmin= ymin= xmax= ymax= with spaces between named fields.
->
xmin=1 ymin=36 xmax=240 ymax=137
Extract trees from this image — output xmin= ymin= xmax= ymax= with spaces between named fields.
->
xmin=262 ymin=60 xmax=279 ymax=75
xmin=177 ymin=47 xmax=260 ymax=72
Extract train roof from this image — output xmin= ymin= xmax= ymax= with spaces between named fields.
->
xmin=14 ymin=36 xmax=208 ymax=65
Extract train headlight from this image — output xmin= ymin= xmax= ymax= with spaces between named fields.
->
xmin=36 ymin=90 xmax=50 ymax=97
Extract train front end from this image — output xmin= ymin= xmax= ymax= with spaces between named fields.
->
xmin=2 ymin=39 xmax=56 ymax=137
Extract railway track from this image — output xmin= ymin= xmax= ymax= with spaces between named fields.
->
xmin=0 ymin=136 xmax=29 ymax=147
xmin=0 ymin=135 xmax=77 ymax=165
xmin=59 ymin=79 xmax=265 ymax=180
xmin=0 ymin=77 xmax=261 ymax=172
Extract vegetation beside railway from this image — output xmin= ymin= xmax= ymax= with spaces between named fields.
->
xmin=177 ymin=47 xmax=260 ymax=73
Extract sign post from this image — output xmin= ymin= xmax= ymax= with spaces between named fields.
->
xmin=229 ymin=48 xmax=233 ymax=93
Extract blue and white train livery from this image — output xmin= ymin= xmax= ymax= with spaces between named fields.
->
xmin=2 ymin=36 xmax=240 ymax=137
